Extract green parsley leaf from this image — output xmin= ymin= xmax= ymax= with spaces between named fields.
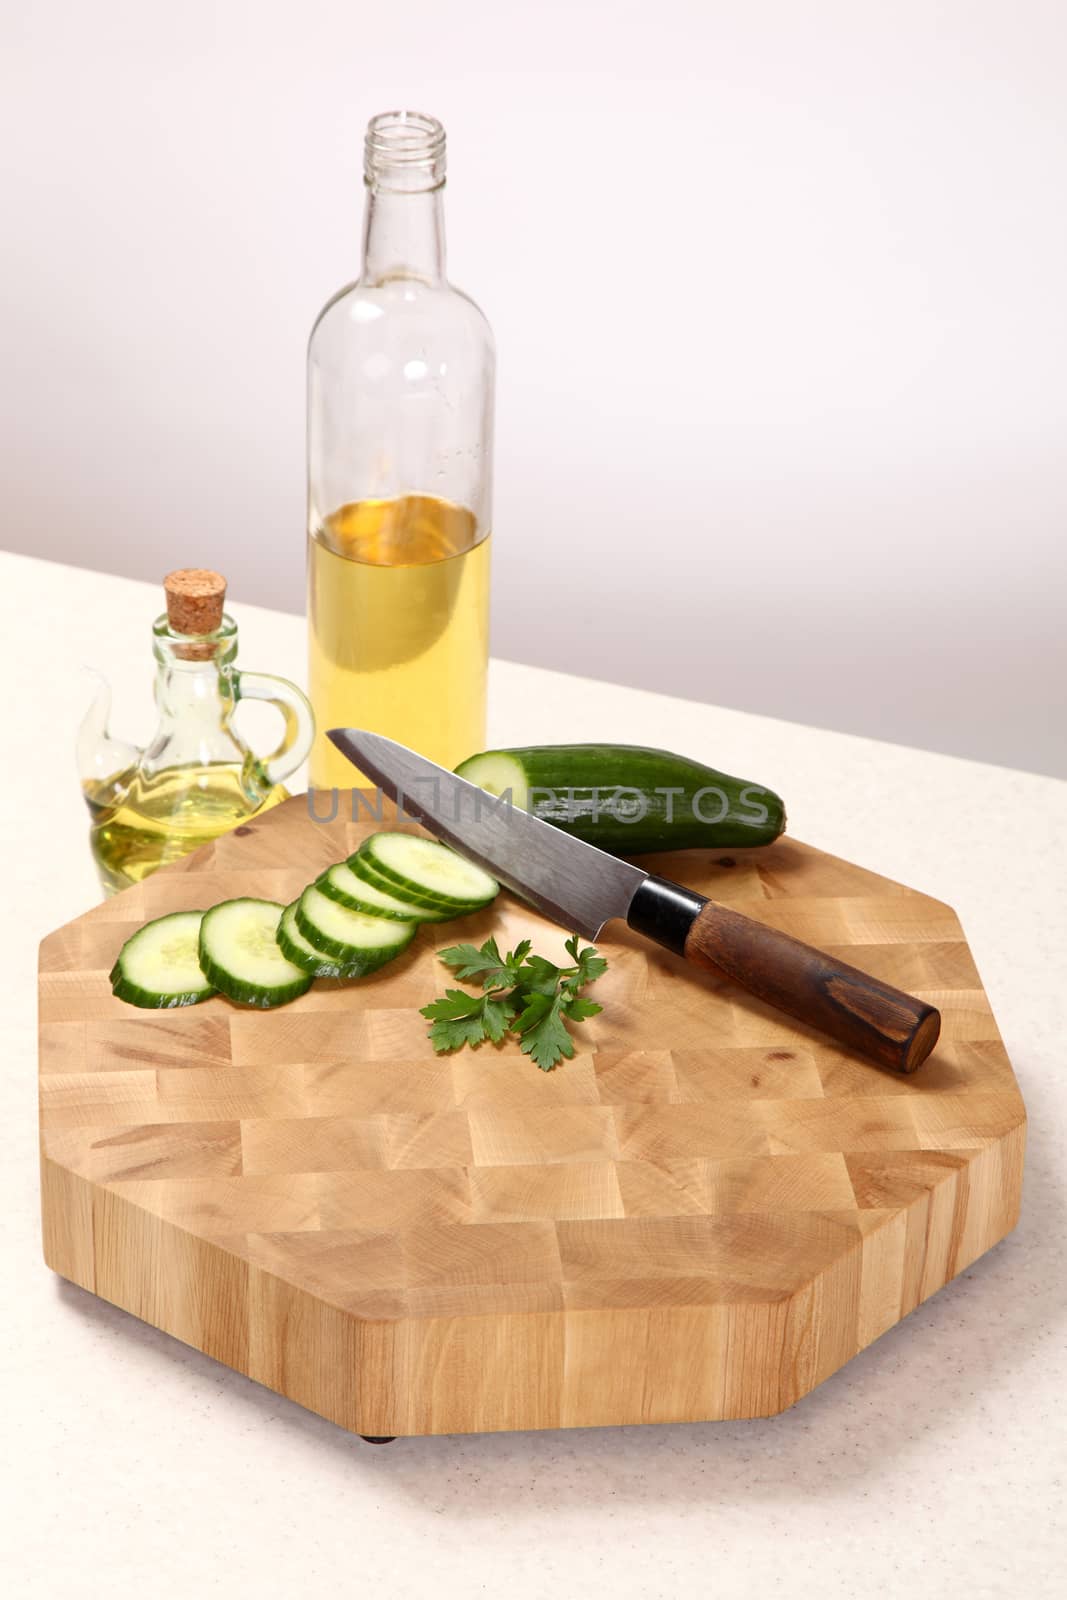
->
xmin=419 ymin=987 xmax=517 ymax=1052
xmin=516 ymin=953 xmax=562 ymax=997
xmin=437 ymin=936 xmax=532 ymax=990
xmin=560 ymin=994 xmax=602 ymax=1022
xmin=433 ymin=940 xmax=499 ymax=979
xmin=423 ymin=934 xmax=607 ymax=1070
xmin=516 ymin=995 xmax=576 ymax=1071
xmin=510 ymin=989 xmax=553 ymax=1033
xmin=573 ymin=946 xmax=608 ymax=985
xmin=419 ymin=988 xmax=491 ymax=1051
xmin=480 ymin=993 xmax=515 ymax=1044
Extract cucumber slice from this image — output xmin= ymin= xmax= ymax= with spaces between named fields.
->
xmin=355 ymin=832 xmax=499 ymax=912
xmin=295 ymin=882 xmax=417 ymax=973
xmin=317 ymin=861 xmax=454 ymax=924
xmin=198 ymin=899 xmax=312 ymax=1008
xmin=277 ymin=900 xmax=365 ymax=979
xmin=346 ymin=845 xmax=482 ymax=914
xmin=110 ymin=911 xmax=215 ymax=1009
xmin=344 ymin=847 xmax=449 ymax=910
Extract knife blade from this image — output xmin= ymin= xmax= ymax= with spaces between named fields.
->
xmin=326 ymin=729 xmax=941 ymax=1074
xmin=328 ymin=728 xmax=643 ymax=936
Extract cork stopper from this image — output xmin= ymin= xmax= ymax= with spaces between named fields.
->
xmin=164 ymin=569 xmax=227 ymax=635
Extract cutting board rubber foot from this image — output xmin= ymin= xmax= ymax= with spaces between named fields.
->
xmin=360 ymin=1435 xmax=397 ymax=1444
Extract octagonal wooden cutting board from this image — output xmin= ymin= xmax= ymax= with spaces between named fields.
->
xmin=39 ymin=797 xmax=1026 ymax=1437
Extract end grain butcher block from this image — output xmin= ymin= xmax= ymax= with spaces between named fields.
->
xmin=39 ymin=797 xmax=1026 ymax=1437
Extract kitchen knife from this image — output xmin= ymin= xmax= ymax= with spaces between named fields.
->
xmin=327 ymin=729 xmax=941 ymax=1073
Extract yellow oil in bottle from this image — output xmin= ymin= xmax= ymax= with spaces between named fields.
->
xmin=308 ymin=493 xmax=491 ymax=790
xmin=85 ymin=762 xmax=289 ymax=895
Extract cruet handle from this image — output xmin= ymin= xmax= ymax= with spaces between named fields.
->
xmin=234 ymin=672 xmax=315 ymax=788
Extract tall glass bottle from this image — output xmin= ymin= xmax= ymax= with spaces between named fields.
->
xmin=307 ymin=110 xmax=495 ymax=791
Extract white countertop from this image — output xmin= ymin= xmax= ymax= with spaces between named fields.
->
xmin=4 ymin=550 xmax=1065 ymax=1597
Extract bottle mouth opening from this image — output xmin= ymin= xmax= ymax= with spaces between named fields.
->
xmin=364 ymin=110 xmax=446 ymax=191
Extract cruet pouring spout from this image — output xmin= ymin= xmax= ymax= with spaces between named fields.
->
xmin=77 ymin=669 xmax=142 ymax=817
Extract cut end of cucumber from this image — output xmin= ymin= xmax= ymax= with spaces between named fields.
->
xmin=455 ymin=751 xmax=530 ymax=813
xmin=110 ymin=911 xmax=215 ymax=1009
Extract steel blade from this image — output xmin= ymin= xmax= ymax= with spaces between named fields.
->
xmin=326 ymin=729 xmax=647 ymax=938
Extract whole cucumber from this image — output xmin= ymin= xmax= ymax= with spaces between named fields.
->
xmin=454 ymin=745 xmax=785 ymax=854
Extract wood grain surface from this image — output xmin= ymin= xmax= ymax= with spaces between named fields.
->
xmin=39 ymin=797 xmax=1026 ymax=1437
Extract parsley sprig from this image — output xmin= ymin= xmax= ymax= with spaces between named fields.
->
xmin=420 ymin=933 xmax=607 ymax=1070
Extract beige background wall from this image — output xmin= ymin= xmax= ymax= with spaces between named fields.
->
xmin=2 ymin=0 xmax=1064 ymax=776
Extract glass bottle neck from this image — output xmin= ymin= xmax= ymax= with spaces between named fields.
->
xmin=154 ymin=657 xmax=235 ymax=718
xmin=151 ymin=616 xmax=237 ymax=726
xmin=360 ymin=185 xmax=447 ymax=287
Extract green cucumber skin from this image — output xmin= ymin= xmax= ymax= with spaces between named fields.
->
xmin=455 ymin=745 xmax=786 ymax=854
xmin=293 ymin=902 xmax=416 ymax=975
xmin=108 ymin=965 xmax=216 ymax=1009
xmin=316 ymin=865 xmax=454 ymax=924
xmin=196 ymin=942 xmax=312 ymax=1008
xmin=346 ymin=847 xmax=493 ymax=915
xmin=276 ymin=917 xmax=363 ymax=980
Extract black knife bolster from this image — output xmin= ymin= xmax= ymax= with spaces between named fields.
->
xmin=627 ymin=876 xmax=707 ymax=956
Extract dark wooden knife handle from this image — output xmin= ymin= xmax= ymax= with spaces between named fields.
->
xmin=628 ymin=876 xmax=941 ymax=1074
